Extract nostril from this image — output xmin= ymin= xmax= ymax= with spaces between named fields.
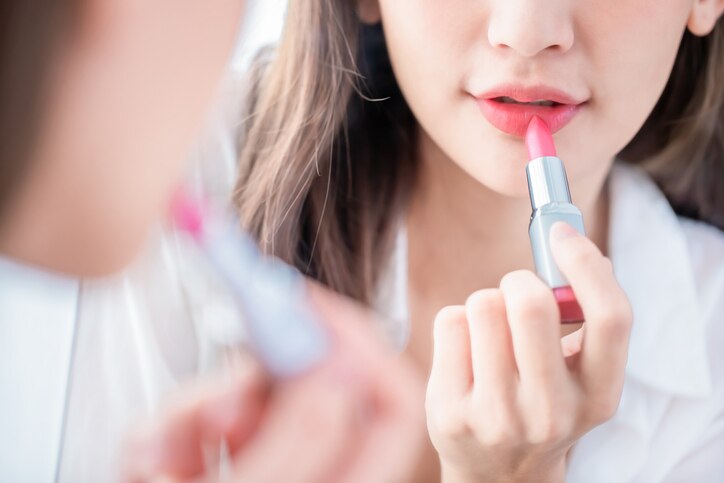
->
xmin=487 ymin=13 xmax=574 ymax=57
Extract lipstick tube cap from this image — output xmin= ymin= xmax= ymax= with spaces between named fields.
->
xmin=526 ymin=156 xmax=572 ymax=210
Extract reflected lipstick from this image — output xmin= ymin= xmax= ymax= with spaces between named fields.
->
xmin=525 ymin=116 xmax=585 ymax=324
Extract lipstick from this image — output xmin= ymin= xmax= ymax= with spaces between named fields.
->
xmin=170 ymin=189 xmax=329 ymax=378
xmin=525 ymin=116 xmax=585 ymax=323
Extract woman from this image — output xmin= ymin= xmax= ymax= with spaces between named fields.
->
xmin=0 ymin=1 xmax=423 ymax=481
xmin=235 ymin=0 xmax=724 ymax=481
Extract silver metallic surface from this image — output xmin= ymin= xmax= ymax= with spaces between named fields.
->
xmin=526 ymin=157 xmax=586 ymax=288
xmin=526 ymin=156 xmax=573 ymax=210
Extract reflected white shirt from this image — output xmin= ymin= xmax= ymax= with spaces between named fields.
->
xmin=1 ymin=161 xmax=721 ymax=483
xmin=0 ymin=74 xmax=244 ymax=483
xmin=376 ymin=162 xmax=724 ymax=483
xmin=0 ymin=229 xmax=239 ymax=483
xmin=0 ymin=260 xmax=79 ymax=483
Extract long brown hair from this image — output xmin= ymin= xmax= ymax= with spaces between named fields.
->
xmin=235 ymin=1 xmax=724 ymax=305
xmin=619 ymin=28 xmax=724 ymax=225
xmin=0 ymin=1 xmax=77 ymax=222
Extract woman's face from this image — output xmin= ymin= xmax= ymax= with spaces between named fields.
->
xmin=373 ymin=0 xmax=709 ymax=199
xmin=3 ymin=0 xmax=244 ymax=275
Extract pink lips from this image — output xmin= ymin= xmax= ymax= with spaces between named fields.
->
xmin=474 ymin=85 xmax=585 ymax=137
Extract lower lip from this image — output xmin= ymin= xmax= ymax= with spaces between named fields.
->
xmin=476 ymin=99 xmax=582 ymax=137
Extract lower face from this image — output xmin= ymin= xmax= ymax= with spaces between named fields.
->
xmin=377 ymin=0 xmax=693 ymax=199
xmin=9 ymin=0 xmax=245 ymax=276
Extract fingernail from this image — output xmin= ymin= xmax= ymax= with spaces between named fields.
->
xmin=551 ymin=222 xmax=580 ymax=241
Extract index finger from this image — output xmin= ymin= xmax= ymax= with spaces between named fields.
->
xmin=550 ymin=222 xmax=633 ymax=402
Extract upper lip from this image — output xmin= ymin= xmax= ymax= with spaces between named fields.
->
xmin=474 ymin=84 xmax=587 ymax=105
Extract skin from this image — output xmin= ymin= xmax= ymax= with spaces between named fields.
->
xmin=0 ymin=0 xmax=246 ymax=276
xmin=0 ymin=0 xmax=425 ymax=480
xmin=358 ymin=0 xmax=724 ymax=481
xmin=123 ymin=282 xmax=425 ymax=483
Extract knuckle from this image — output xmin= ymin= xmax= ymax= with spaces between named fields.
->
xmin=433 ymin=305 xmax=467 ymax=334
xmin=526 ymin=425 xmax=556 ymax=446
xmin=515 ymin=289 xmax=557 ymax=323
xmin=465 ymin=289 xmax=504 ymax=319
xmin=522 ymin=392 xmax=574 ymax=445
xmin=428 ymin=405 xmax=469 ymax=440
xmin=472 ymin=418 xmax=518 ymax=447
xmin=499 ymin=269 xmax=535 ymax=291
xmin=499 ymin=271 xmax=557 ymax=322
xmin=467 ymin=398 xmax=522 ymax=446
xmin=599 ymin=297 xmax=634 ymax=337
xmin=526 ymin=412 xmax=570 ymax=445
xmin=528 ymin=417 xmax=571 ymax=445
xmin=586 ymin=395 xmax=621 ymax=424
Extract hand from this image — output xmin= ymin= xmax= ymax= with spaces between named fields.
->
xmin=121 ymin=358 xmax=268 ymax=482
xmin=122 ymin=281 xmax=425 ymax=483
xmin=425 ymin=222 xmax=633 ymax=483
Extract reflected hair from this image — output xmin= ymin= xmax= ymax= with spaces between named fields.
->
xmin=0 ymin=0 xmax=77 ymax=223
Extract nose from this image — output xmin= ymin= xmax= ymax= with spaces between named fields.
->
xmin=487 ymin=0 xmax=574 ymax=57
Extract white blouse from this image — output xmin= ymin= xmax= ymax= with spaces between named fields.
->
xmin=0 ymin=229 xmax=243 ymax=483
xmin=1 ymin=161 xmax=721 ymax=483
xmin=0 ymin=259 xmax=79 ymax=482
xmin=0 ymin=75 xmax=246 ymax=483
xmin=376 ymin=162 xmax=724 ymax=483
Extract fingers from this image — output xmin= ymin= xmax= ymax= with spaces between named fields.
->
xmin=499 ymin=270 xmax=567 ymax=393
xmin=428 ymin=306 xmax=473 ymax=402
xmin=230 ymin=369 xmax=360 ymax=483
xmin=295 ymin=281 xmax=427 ymax=483
xmin=560 ymin=326 xmax=584 ymax=359
xmin=337 ymin=351 xmax=426 ymax=483
xmin=201 ymin=358 xmax=270 ymax=455
xmin=122 ymin=362 xmax=268 ymax=483
xmin=550 ymin=222 xmax=633 ymax=405
xmin=464 ymin=290 xmax=516 ymax=398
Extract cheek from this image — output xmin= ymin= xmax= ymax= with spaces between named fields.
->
xmin=379 ymin=0 xmax=479 ymax=112
xmin=577 ymin=0 xmax=692 ymax=151
xmin=379 ymin=0 xmax=535 ymax=196
xmin=35 ymin=0 xmax=244 ymax=273
xmin=378 ymin=0 xmax=696 ymax=198
xmin=379 ymin=0 xmax=489 ymax=169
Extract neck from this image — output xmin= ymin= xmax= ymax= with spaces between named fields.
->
xmin=406 ymin=130 xmax=611 ymax=323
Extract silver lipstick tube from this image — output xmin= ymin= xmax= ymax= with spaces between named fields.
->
xmin=526 ymin=156 xmax=585 ymax=289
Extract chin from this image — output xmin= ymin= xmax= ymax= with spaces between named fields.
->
xmin=481 ymin=174 xmax=531 ymax=199
xmin=463 ymin=132 xmax=533 ymax=197
xmin=61 ymin=228 xmax=150 ymax=278
xmin=51 ymin=248 xmax=140 ymax=278
xmin=463 ymin=156 xmax=533 ymax=199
